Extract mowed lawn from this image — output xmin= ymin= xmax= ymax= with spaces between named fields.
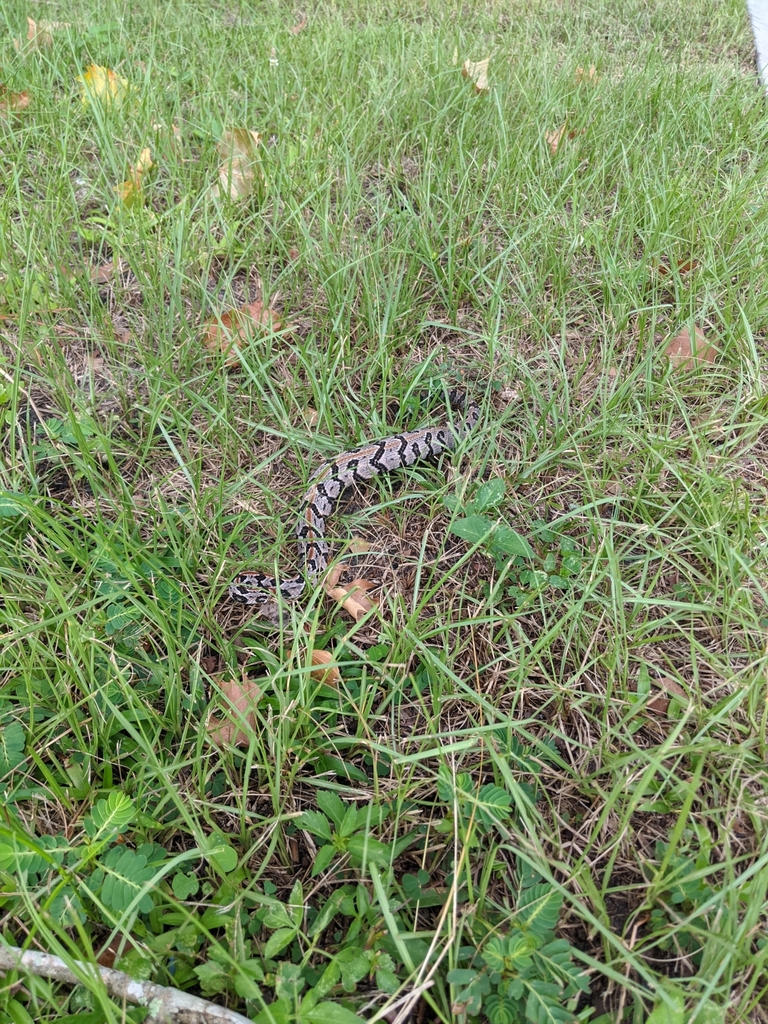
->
xmin=1 ymin=1 xmax=768 ymax=1022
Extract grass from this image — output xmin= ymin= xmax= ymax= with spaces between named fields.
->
xmin=1 ymin=0 xmax=768 ymax=1021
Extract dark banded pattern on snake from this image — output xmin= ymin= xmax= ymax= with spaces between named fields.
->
xmin=229 ymin=391 xmax=480 ymax=605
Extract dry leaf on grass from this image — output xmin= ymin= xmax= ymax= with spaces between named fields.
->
xmin=289 ymin=648 xmax=342 ymax=687
xmin=0 ymin=85 xmax=30 ymax=117
xmin=78 ymin=64 xmax=131 ymax=109
xmin=655 ymin=257 xmax=700 ymax=279
xmin=14 ymin=17 xmax=70 ymax=50
xmin=324 ymin=577 xmax=378 ymax=622
xmin=646 ymin=677 xmax=687 ymax=717
xmin=462 ymin=57 xmax=490 ymax=92
xmin=665 ymin=325 xmax=716 ymax=371
xmin=289 ymin=14 xmax=308 ymax=34
xmin=212 ymin=127 xmax=263 ymax=201
xmin=207 ymin=673 xmax=262 ymax=747
xmin=202 ymin=300 xmax=281 ymax=365
xmin=545 ymin=122 xmax=584 ymax=155
xmin=89 ymin=258 xmax=126 ymax=284
xmin=115 ymin=148 xmax=154 ymax=207
xmin=574 ymin=65 xmax=599 ymax=84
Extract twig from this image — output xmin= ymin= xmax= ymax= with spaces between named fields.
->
xmin=0 ymin=944 xmax=254 ymax=1024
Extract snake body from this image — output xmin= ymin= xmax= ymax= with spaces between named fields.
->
xmin=229 ymin=391 xmax=479 ymax=605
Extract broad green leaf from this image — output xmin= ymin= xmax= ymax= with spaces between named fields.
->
xmin=252 ymin=998 xmax=292 ymax=1024
xmin=492 ymin=525 xmax=534 ymax=559
xmin=263 ymin=902 xmax=294 ymax=929
xmin=335 ymin=947 xmax=369 ymax=991
xmin=473 ymin=478 xmax=507 ymax=511
xmin=264 ymin=926 xmax=297 ymax=959
xmin=202 ymin=841 xmax=237 ymax=874
xmin=306 ymin=1003 xmax=366 ymax=1024
xmin=194 ymin=960 xmax=229 ymax=995
xmin=338 ymin=804 xmax=360 ymax=839
xmin=645 ymin=985 xmax=686 ymax=1024
xmin=316 ymin=790 xmax=347 ymax=829
xmin=450 ymin=513 xmax=494 ymax=545
xmin=346 ymin=834 xmax=392 ymax=867
xmin=297 ymin=809 xmax=333 ymax=841
xmin=288 ymin=877 xmax=304 ymax=927
xmin=172 ymin=871 xmax=200 ymax=899
xmin=311 ymin=843 xmax=336 ymax=877
xmin=309 ymin=889 xmax=347 ymax=937
xmin=0 ymin=491 xmax=26 ymax=518
xmin=447 ymin=968 xmax=478 ymax=985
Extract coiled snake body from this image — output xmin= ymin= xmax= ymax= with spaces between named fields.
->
xmin=229 ymin=391 xmax=480 ymax=605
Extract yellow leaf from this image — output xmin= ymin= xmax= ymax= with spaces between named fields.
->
xmin=212 ymin=127 xmax=263 ymax=201
xmin=79 ymin=64 xmax=131 ymax=108
xmin=462 ymin=57 xmax=490 ymax=92
xmin=115 ymin=148 xmax=154 ymax=207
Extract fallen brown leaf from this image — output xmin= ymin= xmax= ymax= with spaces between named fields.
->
xmin=14 ymin=17 xmax=69 ymax=51
xmin=545 ymin=122 xmax=584 ymax=155
xmin=462 ymin=57 xmax=490 ymax=92
xmin=15 ymin=16 xmax=51 ymax=49
xmin=574 ymin=65 xmax=599 ymax=84
xmin=89 ymin=258 xmax=124 ymax=285
xmin=665 ymin=325 xmax=716 ymax=371
xmin=287 ymin=647 xmax=342 ymax=686
xmin=202 ymin=300 xmax=281 ymax=365
xmin=0 ymin=85 xmax=30 ymax=117
xmin=306 ymin=649 xmax=341 ymax=686
xmin=289 ymin=13 xmax=308 ymax=34
xmin=212 ymin=127 xmax=263 ymax=201
xmin=208 ymin=673 xmax=262 ymax=746
xmin=325 ymin=577 xmax=378 ymax=621
xmin=646 ymin=677 xmax=687 ymax=717
xmin=655 ymin=257 xmax=700 ymax=279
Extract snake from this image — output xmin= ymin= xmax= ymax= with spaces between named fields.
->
xmin=229 ymin=391 xmax=480 ymax=605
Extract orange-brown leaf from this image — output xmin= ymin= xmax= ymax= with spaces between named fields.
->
xmin=208 ymin=674 xmax=262 ymax=746
xmin=325 ymin=577 xmax=378 ymax=621
xmin=664 ymin=325 xmax=716 ymax=371
xmin=0 ymin=85 xmax=30 ymax=117
xmin=202 ymin=300 xmax=281 ymax=365
xmin=655 ymin=257 xmax=700 ymax=279
xmin=289 ymin=14 xmax=308 ymax=34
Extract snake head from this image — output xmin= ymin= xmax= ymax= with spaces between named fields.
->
xmin=228 ymin=574 xmax=274 ymax=605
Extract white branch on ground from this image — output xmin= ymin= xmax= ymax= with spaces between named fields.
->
xmin=0 ymin=945 xmax=255 ymax=1024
